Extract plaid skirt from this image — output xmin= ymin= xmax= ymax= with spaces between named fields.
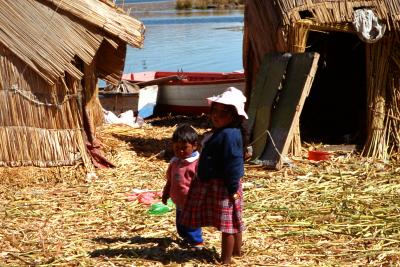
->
xmin=179 ymin=178 xmax=244 ymax=234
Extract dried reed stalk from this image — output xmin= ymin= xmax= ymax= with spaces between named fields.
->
xmin=363 ymin=35 xmax=393 ymax=159
xmin=286 ymin=21 xmax=311 ymax=156
xmin=0 ymin=53 xmax=90 ymax=167
xmin=1 ymin=117 xmax=400 ymax=266
xmin=41 ymin=0 xmax=145 ymax=47
xmin=276 ymin=0 xmax=389 ymax=27
xmin=0 ymin=0 xmax=143 ymax=86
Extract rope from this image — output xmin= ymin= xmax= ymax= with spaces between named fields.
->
xmin=249 ymin=128 xmax=292 ymax=166
xmin=369 ymin=105 xmax=400 ymax=122
xmin=5 ymin=85 xmax=78 ymax=108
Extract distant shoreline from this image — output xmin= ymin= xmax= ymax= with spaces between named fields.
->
xmin=119 ymin=1 xmax=175 ymax=11
xmin=118 ymin=0 xmax=244 ymax=12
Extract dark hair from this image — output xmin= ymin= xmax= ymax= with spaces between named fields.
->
xmin=172 ymin=123 xmax=198 ymax=144
xmin=209 ymin=102 xmax=249 ymax=152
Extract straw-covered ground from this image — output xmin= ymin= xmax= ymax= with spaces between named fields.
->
xmin=1 ymin=115 xmax=400 ymax=266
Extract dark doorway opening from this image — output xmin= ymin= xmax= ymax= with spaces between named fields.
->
xmin=300 ymin=31 xmax=367 ymax=146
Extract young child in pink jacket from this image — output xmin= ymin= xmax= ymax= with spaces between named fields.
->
xmin=162 ymin=124 xmax=203 ymax=250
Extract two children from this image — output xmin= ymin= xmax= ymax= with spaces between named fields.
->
xmin=162 ymin=87 xmax=247 ymax=264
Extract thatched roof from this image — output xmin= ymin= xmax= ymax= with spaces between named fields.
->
xmin=244 ymin=0 xmax=400 ymax=80
xmin=261 ymin=0 xmax=400 ymax=31
xmin=0 ymin=0 xmax=144 ymax=85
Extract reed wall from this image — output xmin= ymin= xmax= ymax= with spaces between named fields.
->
xmin=0 ymin=44 xmax=90 ymax=167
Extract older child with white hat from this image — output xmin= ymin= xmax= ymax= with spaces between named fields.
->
xmin=180 ymin=86 xmax=248 ymax=264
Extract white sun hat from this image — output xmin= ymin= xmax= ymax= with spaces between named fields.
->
xmin=206 ymin=87 xmax=248 ymax=119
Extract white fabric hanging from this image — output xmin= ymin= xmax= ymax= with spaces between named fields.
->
xmin=353 ymin=9 xmax=386 ymax=43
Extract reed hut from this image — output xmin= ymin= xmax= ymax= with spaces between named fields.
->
xmin=244 ymin=0 xmax=400 ymax=161
xmin=0 ymin=0 xmax=144 ymax=168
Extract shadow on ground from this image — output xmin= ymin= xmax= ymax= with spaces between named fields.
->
xmin=111 ymin=135 xmax=171 ymax=158
xmin=91 ymin=236 xmax=218 ymax=264
xmin=149 ymin=114 xmax=210 ymax=129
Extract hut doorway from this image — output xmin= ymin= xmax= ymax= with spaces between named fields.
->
xmin=300 ymin=30 xmax=366 ymax=146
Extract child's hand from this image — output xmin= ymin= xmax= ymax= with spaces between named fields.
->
xmin=231 ymin=192 xmax=241 ymax=201
xmin=161 ymin=194 xmax=169 ymax=204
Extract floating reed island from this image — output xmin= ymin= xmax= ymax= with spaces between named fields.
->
xmin=175 ymin=0 xmax=244 ymax=10
xmin=1 ymin=115 xmax=400 ymax=266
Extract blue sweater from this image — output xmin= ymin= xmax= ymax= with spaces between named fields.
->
xmin=197 ymin=127 xmax=244 ymax=194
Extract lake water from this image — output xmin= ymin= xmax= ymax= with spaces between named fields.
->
xmin=123 ymin=6 xmax=245 ymax=73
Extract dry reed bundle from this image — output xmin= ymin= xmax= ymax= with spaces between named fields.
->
xmin=0 ymin=54 xmax=89 ymax=167
xmin=363 ymin=35 xmax=394 ymax=159
xmin=275 ymin=0 xmax=388 ymax=27
xmin=286 ymin=21 xmax=311 ymax=156
xmin=0 ymin=0 xmax=144 ymax=85
xmin=1 ymin=116 xmax=400 ymax=266
xmin=0 ymin=0 xmax=94 ymax=84
xmin=0 ymin=128 xmax=83 ymax=167
xmin=387 ymin=77 xmax=400 ymax=150
xmin=41 ymin=0 xmax=145 ymax=47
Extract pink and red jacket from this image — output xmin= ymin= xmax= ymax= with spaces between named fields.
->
xmin=162 ymin=151 xmax=199 ymax=209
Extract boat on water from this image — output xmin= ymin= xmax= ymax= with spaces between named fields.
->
xmin=122 ymin=71 xmax=245 ymax=115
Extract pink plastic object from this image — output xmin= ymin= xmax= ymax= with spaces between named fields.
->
xmin=137 ymin=192 xmax=159 ymax=205
xmin=127 ymin=191 xmax=162 ymax=205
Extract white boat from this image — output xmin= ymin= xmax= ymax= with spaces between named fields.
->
xmin=122 ymin=71 xmax=245 ymax=115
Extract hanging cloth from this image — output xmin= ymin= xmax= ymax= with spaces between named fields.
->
xmin=353 ymin=9 xmax=386 ymax=43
